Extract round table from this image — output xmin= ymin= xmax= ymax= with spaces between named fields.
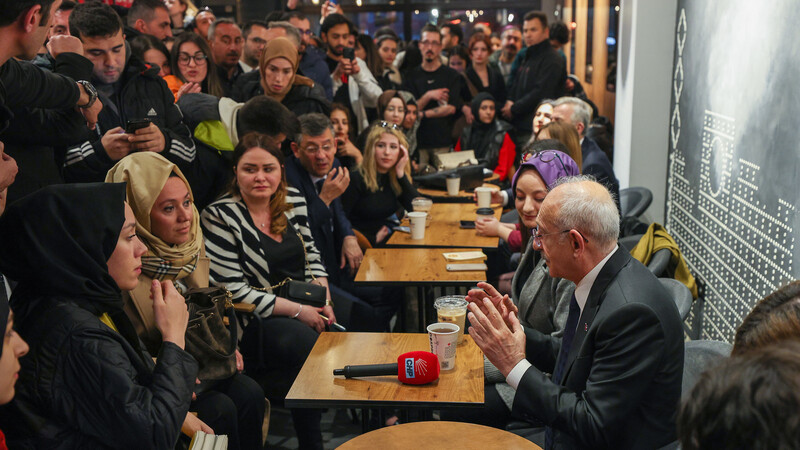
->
xmin=337 ymin=421 xmax=541 ymax=449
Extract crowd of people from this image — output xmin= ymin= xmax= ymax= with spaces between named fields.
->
xmin=0 ymin=1 xmax=796 ymax=449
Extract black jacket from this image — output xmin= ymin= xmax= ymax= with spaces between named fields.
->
xmin=62 ymin=56 xmax=196 ymax=182
xmin=507 ymin=39 xmax=566 ymax=132
xmin=460 ymin=119 xmax=513 ymax=171
xmin=582 ymin=136 xmax=620 ymax=210
xmin=230 ymin=70 xmax=331 ymax=117
xmin=2 ymin=53 xmax=95 ymax=204
xmin=512 ymin=249 xmax=684 ymax=449
xmin=0 ymin=183 xmax=198 ymax=449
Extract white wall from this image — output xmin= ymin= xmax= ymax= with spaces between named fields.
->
xmin=614 ymin=0 xmax=678 ymax=223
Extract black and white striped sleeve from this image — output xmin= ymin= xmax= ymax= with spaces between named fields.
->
xmin=201 ymin=199 xmax=277 ymax=318
xmin=285 ymin=189 xmax=328 ymax=280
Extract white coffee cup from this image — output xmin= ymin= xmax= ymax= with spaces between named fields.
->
xmin=427 ymin=322 xmax=460 ymax=370
xmin=475 ymin=187 xmax=494 ymax=208
xmin=408 ymin=212 xmax=427 ymax=240
xmin=446 ymin=175 xmax=461 ymax=196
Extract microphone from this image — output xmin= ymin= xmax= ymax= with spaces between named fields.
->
xmin=333 ymin=351 xmax=440 ymax=385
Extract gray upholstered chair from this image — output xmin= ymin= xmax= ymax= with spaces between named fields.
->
xmin=620 ymin=187 xmax=653 ymax=218
xmin=659 ymin=278 xmax=693 ymax=321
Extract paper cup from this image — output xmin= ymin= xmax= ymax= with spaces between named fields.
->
xmin=446 ymin=175 xmax=461 ymax=196
xmin=475 ymin=187 xmax=493 ymax=208
xmin=427 ymin=322 xmax=460 ymax=370
xmin=408 ymin=211 xmax=427 ymax=240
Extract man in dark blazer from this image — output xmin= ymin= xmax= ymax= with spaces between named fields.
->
xmin=552 ymin=97 xmax=620 ymax=209
xmin=286 ymin=113 xmax=399 ymax=331
xmin=467 ymin=177 xmax=683 ymax=449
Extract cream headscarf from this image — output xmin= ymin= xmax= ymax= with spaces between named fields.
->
xmin=259 ymin=36 xmax=314 ymax=102
xmin=105 ymin=152 xmax=203 ymax=280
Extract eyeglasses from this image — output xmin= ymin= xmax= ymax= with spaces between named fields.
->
xmin=521 ymin=149 xmax=569 ymax=173
xmin=531 ymin=226 xmax=588 ymax=247
xmin=379 ymin=121 xmax=401 ymax=131
xmin=178 ymin=52 xmax=208 ymax=65
xmin=299 ymin=29 xmax=314 ymax=36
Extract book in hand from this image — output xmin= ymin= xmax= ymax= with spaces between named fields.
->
xmin=189 ymin=431 xmax=229 ymax=450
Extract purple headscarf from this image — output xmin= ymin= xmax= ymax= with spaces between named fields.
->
xmin=511 ymin=150 xmax=581 ymax=193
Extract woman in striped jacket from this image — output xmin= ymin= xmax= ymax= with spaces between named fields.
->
xmin=201 ymin=133 xmax=334 ymax=450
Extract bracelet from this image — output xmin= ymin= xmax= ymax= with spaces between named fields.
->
xmin=292 ymin=304 xmax=303 ymax=319
xmin=325 ymin=299 xmax=334 ymax=307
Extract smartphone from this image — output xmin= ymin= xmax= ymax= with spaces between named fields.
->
xmin=447 ymin=263 xmax=488 ymax=272
xmin=125 ymin=118 xmax=151 ymax=134
xmin=459 ymin=220 xmax=476 ymax=229
xmin=342 ymin=47 xmax=355 ymax=61
xmin=395 ymin=226 xmax=411 ymax=233
xmin=329 ymin=0 xmax=337 ymax=5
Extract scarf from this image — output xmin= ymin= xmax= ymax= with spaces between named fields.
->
xmin=466 ymin=92 xmax=498 ymax=159
xmin=258 ymin=37 xmax=314 ymax=103
xmin=105 ymin=152 xmax=202 ymax=281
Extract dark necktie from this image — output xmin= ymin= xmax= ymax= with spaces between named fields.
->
xmin=544 ymin=294 xmax=581 ymax=449
xmin=315 ymin=179 xmax=324 ymax=194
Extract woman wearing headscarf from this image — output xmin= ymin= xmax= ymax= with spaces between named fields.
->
xmin=0 ymin=183 xmax=198 ymax=449
xmin=106 ymin=152 xmax=265 ymax=450
xmin=230 ymin=37 xmax=330 ymax=117
xmin=454 ymin=92 xmax=516 ymax=181
xmin=445 ymin=150 xmax=581 ymax=429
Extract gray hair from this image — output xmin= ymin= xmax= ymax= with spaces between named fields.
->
xmin=548 ymin=175 xmax=619 ymax=250
xmin=296 ymin=113 xmax=334 ymax=143
xmin=208 ymin=18 xmax=238 ymax=41
xmin=268 ymin=21 xmax=302 ymax=48
xmin=553 ymin=96 xmax=592 ymax=136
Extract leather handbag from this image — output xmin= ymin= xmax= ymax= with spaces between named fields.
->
xmin=254 ymin=227 xmax=329 ymax=308
xmin=183 ymin=287 xmax=237 ymax=393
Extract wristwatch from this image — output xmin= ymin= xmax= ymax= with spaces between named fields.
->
xmin=76 ymin=80 xmax=98 ymax=109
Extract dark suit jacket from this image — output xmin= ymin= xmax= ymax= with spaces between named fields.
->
xmin=512 ymin=248 xmax=684 ymax=449
xmin=284 ymin=155 xmax=354 ymax=286
xmin=582 ymin=137 xmax=620 ymax=209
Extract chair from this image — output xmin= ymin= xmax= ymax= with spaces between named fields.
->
xmin=648 ymin=248 xmax=672 ymax=277
xmin=659 ymin=278 xmax=693 ymax=321
xmin=681 ymin=340 xmax=732 ymax=397
xmin=619 ymin=234 xmax=643 ymax=252
xmin=619 ymin=187 xmax=653 ymax=218
xmin=657 ymin=339 xmax=732 ymax=450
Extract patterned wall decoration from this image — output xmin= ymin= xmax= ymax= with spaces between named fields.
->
xmin=665 ymin=2 xmax=800 ymax=342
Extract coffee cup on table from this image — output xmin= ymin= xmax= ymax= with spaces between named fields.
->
xmin=475 ymin=207 xmax=495 ymax=234
xmin=446 ymin=173 xmax=461 ymax=196
xmin=474 ymin=186 xmax=494 ymax=208
xmin=412 ymin=197 xmax=433 ymax=226
xmin=408 ymin=211 xmax=427 ymax=240
xmin=427 ymin=322 xmax=460 ymax=370
xmin=434 ymin=296 xmax=468 ymax=344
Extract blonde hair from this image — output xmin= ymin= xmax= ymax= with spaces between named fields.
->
xmin=359 ymin=125 xmax=412 ymax=193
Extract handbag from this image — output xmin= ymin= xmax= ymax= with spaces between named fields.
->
xmin=252 ymin=227 xmax=329 ymax=308
xmin=183 ymin=286 xmax=237 ymax=393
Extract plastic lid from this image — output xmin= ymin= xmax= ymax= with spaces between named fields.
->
xmin=476 ymin=207 xmax=494 ymax=215
xmin=447 ymin=172 xmax=461 ymax=178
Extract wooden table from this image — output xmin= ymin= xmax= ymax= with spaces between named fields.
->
xmin=387 ymin=203 xmax=502 ymax=249
xmin=354 ymin=247 xmax=487 ymax=329
xmin=338 ymin=421 xmax=540 ymax=449
xmin=286 ymin=332 xmax=484 ymax=431
xmin=417 ymin=182 xmax=502 ymax=203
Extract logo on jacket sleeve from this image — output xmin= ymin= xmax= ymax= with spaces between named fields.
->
xmin=147 ymin=108 xmax=157 ymax=117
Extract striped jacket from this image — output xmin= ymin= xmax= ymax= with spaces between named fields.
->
xmin=200 ymin=188 xmax=328 ymax=317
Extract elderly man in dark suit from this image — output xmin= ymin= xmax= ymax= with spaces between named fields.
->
xmin=467 ymin=177 xmax=683 ymax=449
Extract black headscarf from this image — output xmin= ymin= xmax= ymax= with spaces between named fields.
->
xmin=465 ymin=92 xmax=497 ymax=159
xmin=0 ymin=183 xmax=127 ymax=323
xmin=0 ymin=294 xmax=7 ymax=360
